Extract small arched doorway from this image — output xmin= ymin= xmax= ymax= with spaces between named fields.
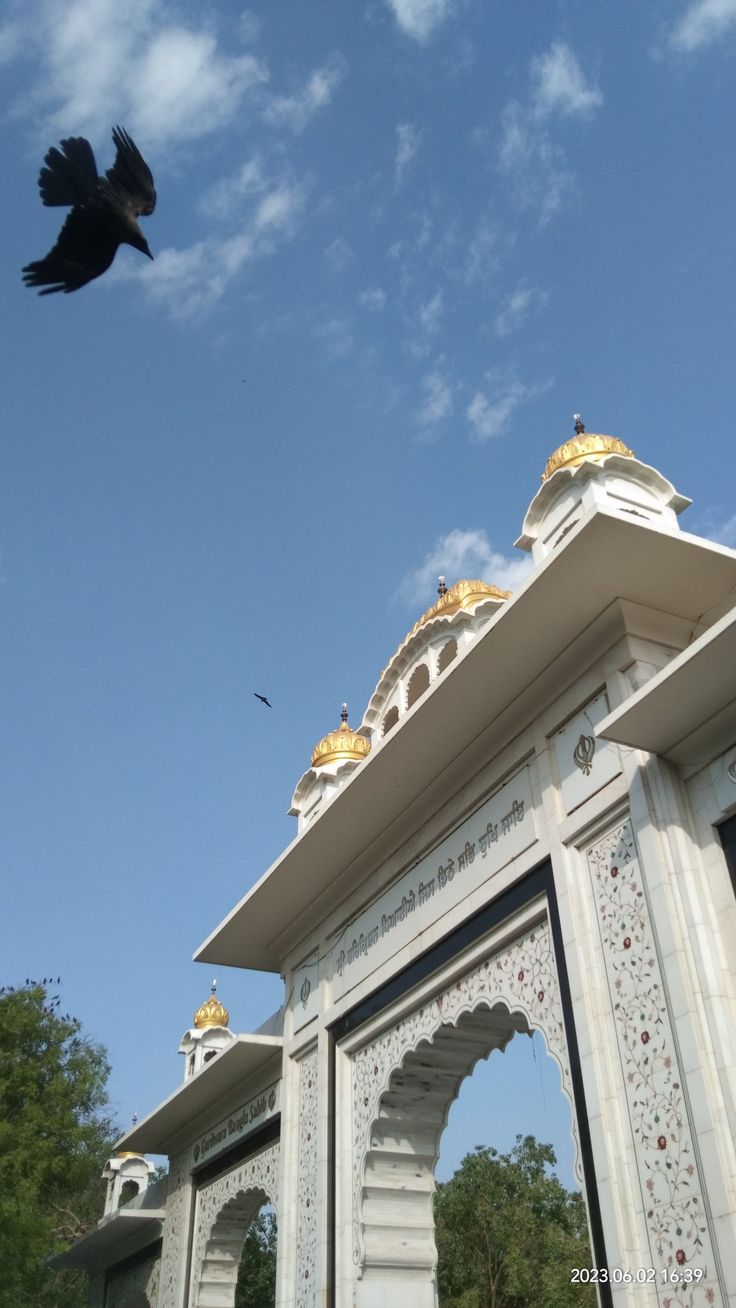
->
xmin=194 ymin=1189 xmax=274 ymax=1307
xmin=189 ymin=1141 xmax=279 ymax=1308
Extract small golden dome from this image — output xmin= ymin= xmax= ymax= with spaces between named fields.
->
xmin=194 ymin=984 xmax=229 ymax=1030
xmin=541 ymin=432 xmax=634 ymax=482
xmin=410 ymin=578 xmax=511 ymax=637
xmin=311 ymin=704 xmax=371 ymax=769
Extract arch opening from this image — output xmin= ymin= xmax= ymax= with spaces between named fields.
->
xmin=436 ymin=639 xmax=457 ymax=675
xmin=357 ymin=998 xmax=590 ymax=1306
xmin=382 ymin=705 xmax=400 ymax=738
xmin=118 ymin=1179 xmax=140 ymax=1207
xmin=406 ymin=663 xmax=430 ymax=710
xmin=193 ymin=1191 xmax=276 ymax=1308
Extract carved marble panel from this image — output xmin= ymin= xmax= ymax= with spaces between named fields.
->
xmin=296 ymin=1050 xmax=319 ymax=1307
xmin=554 ymin=691 xmax=621 ymax=814
xmin=587 ymin=817 xmax=722 ymax=1308
xmin=156 ymin=1149 xmax=190 ymax=1308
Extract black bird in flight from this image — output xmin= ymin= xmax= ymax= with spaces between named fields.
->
xmin=23 ymin=125 xmax=156 ymax=295
xmin=254 ymin=693 xmax=272 ymax=708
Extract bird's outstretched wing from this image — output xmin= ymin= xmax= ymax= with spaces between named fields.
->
xmin=23 ymin=206 xmax=119 ymax=294
xmin=105 ymin=126 xmax=156 ymax=216
xmin=38 ymin=136 xmax=98 ymax=207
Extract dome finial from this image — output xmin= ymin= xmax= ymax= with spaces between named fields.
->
xmin=437 ymin=576 xmax=448 ymax=597
xmin=311 ymin=704 xmax=371 ymax=769
xmin=573 ymin=413 xmax=585 ymax=435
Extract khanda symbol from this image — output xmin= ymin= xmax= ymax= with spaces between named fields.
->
xmin=573 ymin=733 xmax=596 ymax=776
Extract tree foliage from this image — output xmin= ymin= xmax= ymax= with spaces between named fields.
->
xmin=434 ymin=1136 xmax=596 ymax=1308
xmin=0 ymin=981 xmax=116 ymax=1308
xmin=235 ymin=1208 xmax=277 ymax=1308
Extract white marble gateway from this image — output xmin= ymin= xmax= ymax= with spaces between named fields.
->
xmin=59 ymin=427 xmax=736 ymax=1308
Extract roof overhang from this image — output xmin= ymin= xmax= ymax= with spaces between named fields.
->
xmin=115 ymin=1035 xmax=282 ymax=1154
xmin=196 ymin=510 xmax=736 ymax=972
xmin=596 ymin=606 xmax=736 ymax=766
xmin=47 ymin=1208 xmax=164 ymax=1272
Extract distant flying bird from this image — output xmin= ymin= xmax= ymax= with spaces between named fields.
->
xmin=23 ymin=125 xmax=156 ymax=295
xmin=254 ymin=693 xmax=272 ymax=707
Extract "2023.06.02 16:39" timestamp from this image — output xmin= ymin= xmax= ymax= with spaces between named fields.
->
xmin=571 ymin=1267 xmax=705 ymax=1285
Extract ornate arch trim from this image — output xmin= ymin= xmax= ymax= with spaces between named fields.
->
xmin=189 ymin=1139 xmax=280 ymax=1308
xmin=349 ymin=915 xmax=580 ymax=1272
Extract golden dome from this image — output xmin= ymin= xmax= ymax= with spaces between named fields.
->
xmin=410 ymin=578 xmax=511 ymax=637
xmin=194 ymin=985 xmax=229 ymax=1030
xmin=541 ymin=432 xmax=634 ymax=482
xmin=311 ymin=705 xmax=371 ymax=769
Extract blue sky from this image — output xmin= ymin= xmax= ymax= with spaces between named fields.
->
xmin=3 ymin=0 xmax=736 ymax=1192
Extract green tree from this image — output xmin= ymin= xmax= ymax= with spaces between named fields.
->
xmin=434 ymin=1136 xmax=596 ymax=1308
xmin=235 ymin=1208 xmax=277 ymax=1308
xmin=0 ymin=981 xmax=116 ymax=1308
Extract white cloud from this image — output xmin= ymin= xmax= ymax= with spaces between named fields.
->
xmin=531 ymin=42 xmax=602 ymax=119
xmin=712 ymin=514 xmax=736 ymax=545
xmin=0 ymin=22 xmax=23 ymax=64
xmin=463 ymin=218 xmax=501 ymax=286
xmin=263 ymin=52 xmax=346 ymax=132
xmin=130 ymin=29 xmax=266 ymax=143
xmin=395 ymin=122 xmax=422 ymax=186
xmin=498 ymin=41 xmax=602 ymax=227
xmin=693 ymin=510 xmax=736 ymax=546
xmin=199 ymin=157 xmax=267 ymax=222
xmin=498 ymin=101 xmax=570 ymax=225
xmin=494 ymin=280 xmax=548 ymax=337
xmin=466 ymin=378 xmax=542 ymax=443
xmin=315 ymin=318 xmax=354 ymax=358
xmin=238 ymin=9 xmax=261 ymax=44
xmin=671 ymin=0 xmax=736 ymax=49
xmin=405 ymin=288 xmax=445 ymax=359
xmin=22 ymin=0 xmax=268 ymax=145
xmin=324 ymin=236 xmax=354 ymax=273
xmin=417 ymin=369 xmax=453 ymax=429
xmin=396 ymin=528 xmax=532 ymax=608
xmin=419 ymin=289 xmax=443 ymax=335
xmin=386 ymin=0 xmax=453 ymax=42
xmin=496 ymin=43 xmax=602 ymax=225
xmin=358 ymin=288 xmax=387 ymax=311
xmin=116 ymin=178 xmax=305 ymax=316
